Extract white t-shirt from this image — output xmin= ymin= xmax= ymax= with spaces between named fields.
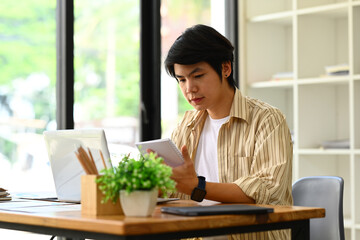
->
xmin=195 ymin=115 xmax=230 ymax=183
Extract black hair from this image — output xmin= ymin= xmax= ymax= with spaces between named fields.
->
xmin=164 ymin=24 xmax=235 ymax=88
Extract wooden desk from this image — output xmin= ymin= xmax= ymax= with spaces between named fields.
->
xmin=0 ymin=199 xmax=325 ymax=240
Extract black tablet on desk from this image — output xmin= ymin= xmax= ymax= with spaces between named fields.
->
xmin=161 ymin=204 xmax=274 ymax=216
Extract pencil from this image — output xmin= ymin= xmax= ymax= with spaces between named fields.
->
xmin=99 ymin=150 xmax=107 ymax=169
xmin=78 ymin=146 xmax=98 ymax=175
xmin=87 ymin=147 xmax=99 ymax=175
xmin=75 ymin=151 xmax=91 ymax=174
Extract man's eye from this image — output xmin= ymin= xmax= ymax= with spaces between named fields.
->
xmin=194 ymin=74 xmax=204 ymax=78
xmin=178 ymin=78 xmax=185 ymax=83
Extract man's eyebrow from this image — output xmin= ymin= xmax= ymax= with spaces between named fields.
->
xmin=175 ymin=67 xmax=203 ymax=78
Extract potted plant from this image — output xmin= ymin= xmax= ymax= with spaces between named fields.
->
xmin=96 ymin=152 xmax=176 ymax=217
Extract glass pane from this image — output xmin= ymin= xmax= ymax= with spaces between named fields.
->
xmin=161 ymin=0 xmax=226 ymax=138
xmin=74 ymin=0 xmax=140 ymax=160
xmin=0 ymin=1 xmax=56 ymax=192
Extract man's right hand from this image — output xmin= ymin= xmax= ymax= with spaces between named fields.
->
xmin=170 ymin=145 xmax=198 ymax=195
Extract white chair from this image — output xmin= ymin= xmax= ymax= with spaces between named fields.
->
xmin=292 ymin=176 xmax=345 ymax=240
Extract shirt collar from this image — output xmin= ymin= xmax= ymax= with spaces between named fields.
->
xmin=186 ymin=110 xmax=207 ymax=129
xmin=186 ymin=88 xmax=250 ymax=129
xmin=229 ymin=88 xmax=250 ymax=124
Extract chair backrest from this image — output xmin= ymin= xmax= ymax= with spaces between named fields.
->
xmin=292 ymin=176 xmax=345 ymax=240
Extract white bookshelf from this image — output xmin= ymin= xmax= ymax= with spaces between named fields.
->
xmin=239 ymin=0 xmax=360 ymax=239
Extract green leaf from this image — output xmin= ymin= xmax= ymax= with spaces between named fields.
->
xmin=96 ymin=153 xmax=176 ymax=203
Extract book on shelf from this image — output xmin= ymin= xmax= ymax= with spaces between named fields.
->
xmin=270 ymin=72 xmax=293 ymax=81
xmin=324 ymin=64 xmax=349 ymax=76
xmin=0 ymin=188 xmax=11 ymax=201
xmin=320 ymin=139 xmax=350 ymax=149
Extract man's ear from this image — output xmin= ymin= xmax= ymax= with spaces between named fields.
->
xmin=222 ymin=61 xmax=232 ymax=77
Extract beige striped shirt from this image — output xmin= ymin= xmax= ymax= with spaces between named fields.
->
xmin=171 ymin=89 xmax=293 ymax=240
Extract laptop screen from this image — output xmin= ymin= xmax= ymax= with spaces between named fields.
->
xmin=43 ymin=129 xmax=111 ymax=203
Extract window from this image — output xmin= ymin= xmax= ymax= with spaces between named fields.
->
xmin=74 ymin=0 xmax=140 ymax=159
xmin=0 ymin=1 xmax=236 ymax=237
xmin=0 ymin=0 xmax=234 ymax=193
xmin=0 ymin=1 xmax=56 ymax=192
xmin=160 ymin=0 xmax=226 ymax=137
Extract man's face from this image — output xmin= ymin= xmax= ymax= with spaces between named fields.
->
xmin=174 ymin=61 xmax=231 ymax=116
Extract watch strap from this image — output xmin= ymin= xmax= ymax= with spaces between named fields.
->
xmin=197 ymin=176 xmax=206 ymax=190
xmin=191 ymin=176 xmax=207 ymax=202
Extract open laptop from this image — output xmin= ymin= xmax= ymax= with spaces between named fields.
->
xmin=43 ymin=129 xmax=111 ymax=203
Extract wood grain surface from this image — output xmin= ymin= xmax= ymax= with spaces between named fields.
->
xmin=0 ymin=199 xmax=325 ymax=236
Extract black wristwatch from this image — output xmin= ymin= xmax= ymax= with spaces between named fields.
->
xmin=191 ymin=176 xmax=207 ymax=202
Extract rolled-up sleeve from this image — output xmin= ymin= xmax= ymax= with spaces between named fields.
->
xmin=233 ymin=114 xmax=293 ymax=205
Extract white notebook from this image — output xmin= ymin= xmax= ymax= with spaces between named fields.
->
xmin=135 ymin=138 xmax=184 ymax=167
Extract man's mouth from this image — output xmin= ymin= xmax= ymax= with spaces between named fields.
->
xmin=190 ymin=97 xmax=203 ymax=104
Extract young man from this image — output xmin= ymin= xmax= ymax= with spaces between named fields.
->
xmin=165 ymin=24 xmax=293 ymax=240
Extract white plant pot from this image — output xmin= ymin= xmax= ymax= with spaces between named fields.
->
xmin=120 ymin=189 xmax=158 ymax=217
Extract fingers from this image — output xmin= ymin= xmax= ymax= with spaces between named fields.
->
xmin=181 ymin=145 xmax=192 ymax=164
xmin=145 ymin=149 xmax=167 ymax=166
xmin=172 ymin=145 xmax=198 ymax=195
xmin=146 ymin=148 xmax=160 ymax=158
xmin=146 ymin=148 xmax=154 ymax=154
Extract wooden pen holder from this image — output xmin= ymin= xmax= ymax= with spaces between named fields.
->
xmin=81 ymin=175 xmax=123 ymax=216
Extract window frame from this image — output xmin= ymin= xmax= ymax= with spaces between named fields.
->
xmin=56 ymin=0 xmax=238 ymax=140
xmin=56 ymin=0 xmax=74 ymax=130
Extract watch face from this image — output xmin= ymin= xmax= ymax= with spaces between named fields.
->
xmin=191 ymin=187 xmax=207 ymax=202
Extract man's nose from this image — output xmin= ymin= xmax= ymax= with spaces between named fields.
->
xmin=186 ymin=80 xmax=197 ymax=93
